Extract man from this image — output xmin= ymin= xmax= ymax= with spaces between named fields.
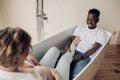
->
xmin=27 ymin=8 xmax=107 ymax=80
xmin=63 ymin=8 xmax=107 ymax=79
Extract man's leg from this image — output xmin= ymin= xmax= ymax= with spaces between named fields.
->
xmin=40 ymin=47 xmax=60 ymax=68
xmin=55 ymin=44 xmax=76 ymax=80
xmin=70 ymin=57 xmax=91 ymax=79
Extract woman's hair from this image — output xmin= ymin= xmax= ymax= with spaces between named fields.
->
xmin=0 ymin=27 xmax=31 ymax=67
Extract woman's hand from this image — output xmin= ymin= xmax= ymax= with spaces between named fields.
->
xmin=26 ymin=53 xmax=39 ymax=66
xmin=50 ymin=69 xmax=61 ymax=80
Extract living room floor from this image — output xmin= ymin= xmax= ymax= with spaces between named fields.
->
xmin=94 ymin=45 xmax=120 ymax=80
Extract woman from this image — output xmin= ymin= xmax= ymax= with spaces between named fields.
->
xmin=0 ymin=27 xmax=77 ymax=80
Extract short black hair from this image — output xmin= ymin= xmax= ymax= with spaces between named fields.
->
xmin=88 ymin=8 xmax=100 ymax=18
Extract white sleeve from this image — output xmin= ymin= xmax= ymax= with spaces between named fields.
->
xmin=73 ymin=26 xmax=82 ymax=36
xmin=96 ymin=30 xmax=107 ymax=45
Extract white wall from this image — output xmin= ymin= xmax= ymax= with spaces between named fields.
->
xmin=0 ymin=1 xmax=3 ymax=28
xmin=0 ymin=14 xmax=2 ymax=27
xmin=44 ymin=0 xmax=120 ymax=45
xmin=1 ymin=0 xmax=120 ymax=44
xmin=1 ymin=0 xmax=37 ymax=44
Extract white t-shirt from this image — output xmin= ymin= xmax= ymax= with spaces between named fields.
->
xmin=0 ymin=66 xmax=47 ymax=80
xmin=0 ymin=70 xmax=37 ymax=80
xmin=73 ymin=26 xmax=107 ymax=53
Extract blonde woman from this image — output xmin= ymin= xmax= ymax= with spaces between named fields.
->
xmin=0 ymin=27 xmax=76 ymax=80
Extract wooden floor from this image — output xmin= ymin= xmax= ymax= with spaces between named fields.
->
xmin=94 ymin=45 xmax=120 ymax=80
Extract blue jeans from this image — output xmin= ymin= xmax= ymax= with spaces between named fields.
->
xmin=70 ymin=50 xmax=91 ymax=80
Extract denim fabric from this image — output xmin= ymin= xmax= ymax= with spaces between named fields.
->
xmin=70 ymin=50 xmax=91 ymax=80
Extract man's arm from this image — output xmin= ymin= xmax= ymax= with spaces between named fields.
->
xmin=73 ymin=42 xmax=102 ymax=62
xmin=63 ymin=36 xmax=75 ymax=53
xmin=82 ymin=42 xmax=102 ymax=59
xmin=63 ymin=36 xmax=79 ymax=53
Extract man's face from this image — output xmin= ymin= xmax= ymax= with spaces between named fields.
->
xmin=86 ymin=13 xmax=99 ymax=29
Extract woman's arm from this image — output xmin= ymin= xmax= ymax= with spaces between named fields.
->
xmin=26 ymin=53 xmax=39 ymax=66
xmin=50 ymin=69 xmax=61 ymax=80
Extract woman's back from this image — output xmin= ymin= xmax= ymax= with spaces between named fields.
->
xmin=0 ymin=69 xmax=39 ymax=80
xmin=0 ymin=65 xmax=55 ymax=80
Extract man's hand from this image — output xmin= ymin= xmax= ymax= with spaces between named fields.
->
xmin=63 ymin=47 xmax=69 ymax=53
xmin=63 ymin=36 xmax=76 ymax=53
xmin=73 ymin=54 xmax=82 ymax=62
xmin=26 ymin=53 xmax=39 ymax=66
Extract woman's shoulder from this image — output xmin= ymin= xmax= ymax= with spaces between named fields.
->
xmin=34 ymin=66 xmax=54 ymax=80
